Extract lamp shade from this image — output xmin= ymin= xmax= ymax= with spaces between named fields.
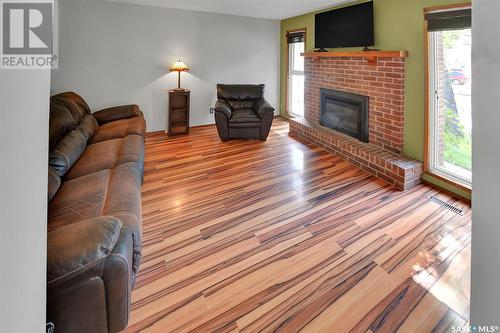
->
xmin=170 ymin=60 xmax=189 ymax=72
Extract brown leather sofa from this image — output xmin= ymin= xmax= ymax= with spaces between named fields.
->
xmin=46 ymin=92 xmax=145 ymax=333
xmin=214 ymin=84 xmax=275 ymax=141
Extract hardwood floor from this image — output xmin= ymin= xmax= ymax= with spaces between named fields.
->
xmin=125 ymin=118 xmax=471 ymax=333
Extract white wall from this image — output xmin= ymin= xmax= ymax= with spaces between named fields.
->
xmin=470 ymin=0 xmax=500 ymax=326
xmin=51 ymin=0 xmax=280 ymax=132
xmin=0 ymin=70 xmax=50 ymax=332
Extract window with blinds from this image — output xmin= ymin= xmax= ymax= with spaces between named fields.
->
xmin=425 ymin=6 xmax=472 ymax=188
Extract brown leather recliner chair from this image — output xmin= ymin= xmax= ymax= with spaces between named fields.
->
xmin=47 ymin=92 xmax=145 ymax=333
xmin=214 ymin=84 xmax=275 ymax=141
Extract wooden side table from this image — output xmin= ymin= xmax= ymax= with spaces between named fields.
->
xmin=168 ymin=89 xmax=190 ymax=136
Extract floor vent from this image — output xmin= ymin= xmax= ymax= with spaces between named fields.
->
xmin=428 ymin=195 xmax=464 ymax=215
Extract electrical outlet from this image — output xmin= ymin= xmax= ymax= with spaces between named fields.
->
xmin=209 ymin=108 xmax=214 ymax=114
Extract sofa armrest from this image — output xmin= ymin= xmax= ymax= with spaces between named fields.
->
xmin=103 ymin=226 xmax=133 ymax=332
xmin=253 ymin=99 xmax=275 ymax=119
xmin=93 ymin=105 xmax=142 ymax=125
xmin=47 ymin=216 xmax=122 ymax=289
xmin=214 ymin=100 xmax=232 ymax=120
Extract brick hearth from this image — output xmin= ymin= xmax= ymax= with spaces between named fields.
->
xmin=289 ymin=55 xmax=423 ymax=190
xmin=290 ymin=118 xmax=422 ymax=190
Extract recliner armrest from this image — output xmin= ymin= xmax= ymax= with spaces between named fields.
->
xmin=214 ymin=100 xmax=232 ymax=119
xmin=254 ymin=99 xmax=275 ymax=119
xmin=47 ymin=216 xmax=122 ymax=289
xmin=93 ymin=105 xmax=142 ymax=125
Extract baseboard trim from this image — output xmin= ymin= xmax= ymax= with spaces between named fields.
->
xmin=146 ymin=115 xmax=285 ymax=136
xmin=422 ymin=179 xmax=471 ymax=203
xmin=145 ymin=130 xmax=165 ymax=137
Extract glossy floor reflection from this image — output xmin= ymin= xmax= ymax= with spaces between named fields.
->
xmin=125 ymin=119 xmax=471 ymax=333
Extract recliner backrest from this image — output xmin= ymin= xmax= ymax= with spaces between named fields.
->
xmin=217 ymin=84 xmax=265 ymax=111
xmin=217 ymin=84 xmax=264 ymax=101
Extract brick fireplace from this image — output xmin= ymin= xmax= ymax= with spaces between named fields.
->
xmin=289 ymin=52 xmax=423 ymax=190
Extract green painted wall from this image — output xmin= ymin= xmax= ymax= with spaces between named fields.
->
xmin=280 ymin=0 xmax=470 ymax=199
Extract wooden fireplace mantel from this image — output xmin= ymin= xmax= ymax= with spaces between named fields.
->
xmin=301 ymin=50 xmax=409 ymax=65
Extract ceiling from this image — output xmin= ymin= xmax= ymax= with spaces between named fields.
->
xmin=106 ymin=0 xmax=351 ymax=20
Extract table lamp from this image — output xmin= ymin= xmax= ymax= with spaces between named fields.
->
xmin=170 ymin=59 xmax=189 ymax=91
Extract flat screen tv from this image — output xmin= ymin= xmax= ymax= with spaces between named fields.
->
xmin=315 ymin=1 xmax=374 ymax=49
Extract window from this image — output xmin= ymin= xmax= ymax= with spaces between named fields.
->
xmin=425 ymin=6 xmax=472 ymax=188
xmin=287 ymin=30 xmax=305 ymax=117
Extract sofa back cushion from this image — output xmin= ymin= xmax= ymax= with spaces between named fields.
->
xmin=217 ymin=84 xmax=264 ymax=102
xmin=48 ymin=166 xmax=61 ymax=202
xmin=51 ymin=98 xmax=85 ymax=124
xmin=49 ymin=102 xmax=78 ymax=150
xmin=49 ymin=92 xmax=93 ymax=149
xmin=49 ymin=129 xmax=87 ymax=177
xmin=49 ymin=92 xmax=96 ymax=177
xmin=78 ymin=115 xmax=99 ymax=143
xmin=51 ymin=91 xmax=91 ymax=115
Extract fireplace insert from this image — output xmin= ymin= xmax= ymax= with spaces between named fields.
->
xmin=319 ymin=88 xmax=369 ymax=142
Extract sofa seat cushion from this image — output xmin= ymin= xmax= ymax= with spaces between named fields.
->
xmin=48 ymin=162 xmax=142 ymax=274
xmin=90 ymin=116 xmax=146 ymax=144
xmin=64 ymin=135 xmax=144 ymax=181
xmin=229 ymin=109 xmax=261 ymax=124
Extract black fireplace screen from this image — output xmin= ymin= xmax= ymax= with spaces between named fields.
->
xmin=319 ymin=88 xmax=369 ymax=142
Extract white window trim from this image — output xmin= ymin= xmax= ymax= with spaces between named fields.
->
xmin=287 ymin=41 xmax=305 ymax=117
xmin=427 ymin=30 xmax=472 ymax=189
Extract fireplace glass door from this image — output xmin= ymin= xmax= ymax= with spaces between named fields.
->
xmin=319 ymin=88 xmax=369 ymax=142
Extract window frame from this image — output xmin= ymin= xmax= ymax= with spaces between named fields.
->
xmin=423 ymin=3 xmax=472 ymax=192
xmin=285 ymin=28 xmax=306 ymax=118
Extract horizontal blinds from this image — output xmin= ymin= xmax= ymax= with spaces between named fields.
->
xmin=287 ymin=31 xmax=305 ymax=44
xmin=425 ymin=8 xmax=471 ymax=31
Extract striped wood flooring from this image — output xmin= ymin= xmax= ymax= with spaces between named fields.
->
xmin=125 ymin=119 xmax=471 ymax=333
